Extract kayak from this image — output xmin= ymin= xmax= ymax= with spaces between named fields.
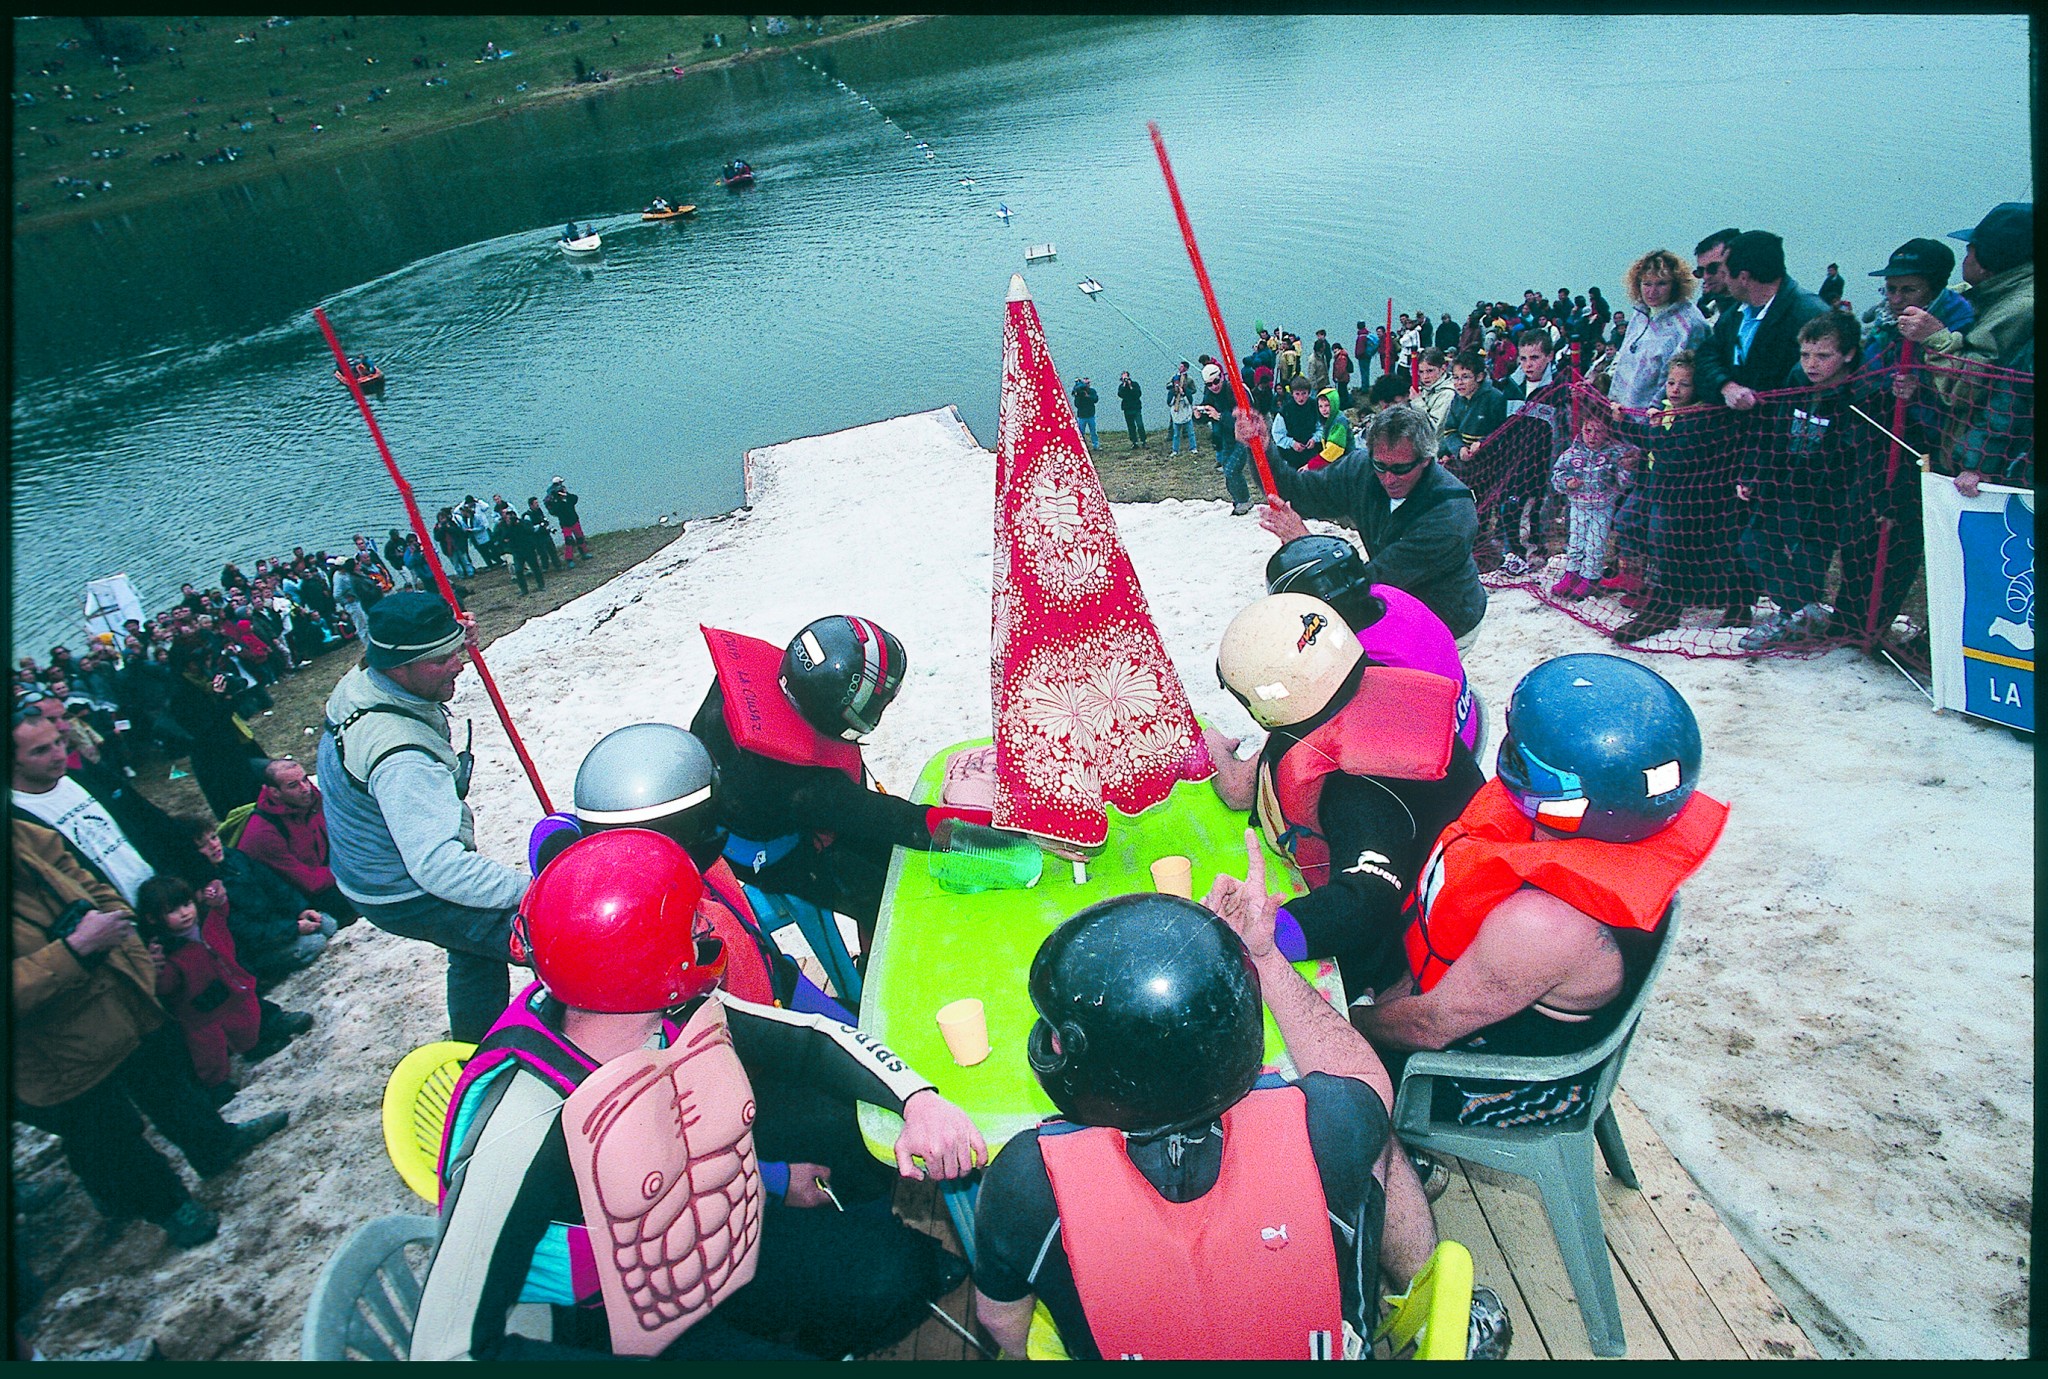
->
xmin=335 ymin=366 xmax=384 ymax=389
xmin=559 ymin=233 xmax=602 ymax=253
xmin=641 ymin=204 xmax=696 ymax=221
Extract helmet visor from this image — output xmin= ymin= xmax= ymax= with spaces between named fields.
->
xmin=1496 ymin=729 xmax=1590 ymax=832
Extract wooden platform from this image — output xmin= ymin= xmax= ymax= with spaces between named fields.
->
xmin=863 ymin=1090 xmax=1817 ymax=1361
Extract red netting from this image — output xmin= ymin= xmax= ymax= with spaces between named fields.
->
xmin=1444 ymin=357 xmax=2035 ymax=664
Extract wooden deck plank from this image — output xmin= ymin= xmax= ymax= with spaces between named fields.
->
xmin=1609 ymin=1093 xmax=1818 ymax=1360
xmin=1462 ymin=1160 xmax=1672 ymax=1360
xmin=1431 ymin=1162 xmax=1548 ymax=1359
xmin=1597 ymin=1168 xmax=1748 ymax=1359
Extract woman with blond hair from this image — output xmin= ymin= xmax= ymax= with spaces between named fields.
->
xmin=1603 ymin=249 xmax=1711 ymax=409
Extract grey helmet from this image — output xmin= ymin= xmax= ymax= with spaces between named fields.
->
xmin=572 ymin=723 xmax=721 ymax=846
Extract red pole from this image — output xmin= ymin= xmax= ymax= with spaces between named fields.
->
xmin=1146 ymin=123 xmax=1278 ymax=501
xmin=312 ymin=308 xmax=556 ymax=814
xmin=1384 ymin=298 xmax=1394 ymax=374
xmin=1861 ymin=339 xmax=1915 ymax=648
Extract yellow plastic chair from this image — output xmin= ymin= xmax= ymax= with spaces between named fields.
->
xmin=380 ymin=1041 xmax=475 ymax=1204
xmin=1376 ymin=1239 xmax=1476 ymax=1360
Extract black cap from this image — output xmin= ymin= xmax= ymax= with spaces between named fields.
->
xmin=1869 ymin=237 xmax=1956 ymax=283
xmin=366 ymin=591 xmax=463 ymax=670
xmin=1950 ymin=202 xmax=2032 ymax=275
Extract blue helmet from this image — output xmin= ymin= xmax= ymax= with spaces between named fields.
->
xmin=1495 ymin=654 xmax=1701 ymax=842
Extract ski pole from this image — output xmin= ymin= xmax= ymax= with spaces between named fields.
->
xmin=313 ymin=307 xmax=556 ymax=814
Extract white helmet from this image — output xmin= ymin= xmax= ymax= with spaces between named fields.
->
xmin=1216 ymin=593 xmax=1361 ymax=729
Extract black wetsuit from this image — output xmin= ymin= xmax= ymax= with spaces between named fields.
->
xmin=690 ymin=681 xmax=936 ymax=942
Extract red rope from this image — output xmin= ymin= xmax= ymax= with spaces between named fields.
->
xmin=312 ymin=308 xmax=555 ymax=814
xmin=1147 ymin=123 xmax=1279 ymax=502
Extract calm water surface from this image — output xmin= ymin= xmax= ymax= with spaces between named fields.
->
xmin=10 ymin=13 xmax=2033 ymax=657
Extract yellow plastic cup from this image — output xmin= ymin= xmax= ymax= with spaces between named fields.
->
xmin=1149 ymin=854 xmax=1194 ymax=899
xmin=935 ymin=998 xmax=991 ymax=1067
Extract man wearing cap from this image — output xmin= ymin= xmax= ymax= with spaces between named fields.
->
xmin=1896 ymin=203 xmax=2032 ymax=370
xmin=1194 ymin=362 xmax=1256 ymax=516
xmin=1895 ymin=203 xmax=2034 ymax=495
xmin=545 ymin=477 xmax=590 ymax=565
xmin=318 ymin=592 xmax=526 ymax=1042
xmin=1862 ymin=238 xmax=1975 ymax=375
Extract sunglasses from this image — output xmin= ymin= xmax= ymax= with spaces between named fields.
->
xmin=1371 ymin=455 xmax=1429 ymax=476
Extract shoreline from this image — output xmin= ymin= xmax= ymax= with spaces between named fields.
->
xmin=12 ymin=15 xmax=934 ymax=237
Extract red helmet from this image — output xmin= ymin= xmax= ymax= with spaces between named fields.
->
xmin=509 ymin=829 xmax=723 ymax=1013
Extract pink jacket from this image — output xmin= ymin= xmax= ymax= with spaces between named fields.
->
xmin=237 ymin=782 xmax=334 ymax=897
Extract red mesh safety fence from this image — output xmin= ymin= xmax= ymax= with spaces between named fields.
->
xmin=1444 ymin=357 xmax=2034 ymax=664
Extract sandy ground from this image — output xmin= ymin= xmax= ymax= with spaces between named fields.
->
xmin=15 ymin=408 xmax=2030 ymax=1359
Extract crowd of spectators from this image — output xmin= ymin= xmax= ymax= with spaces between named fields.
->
xmin=12 ymin=479 xmax=593 ymax=822
xmin=8 ymin=474 xmax=601 ymax=1273
xmin=1092 ymin=201 xmax=2032 ymax=655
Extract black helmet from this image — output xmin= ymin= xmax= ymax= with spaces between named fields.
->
xmin=1495 ymin=653 xmax=1702 ymax=842
xmin=780 ymin=616 xmax=906 ymax=741
xmin=574 ymin=721 xmax=719 ymax=828
xmin=1264 ymin=535 xmax=1383 ymax=631
xmin=1027 ymin=895 xmax=1264 ymax=1137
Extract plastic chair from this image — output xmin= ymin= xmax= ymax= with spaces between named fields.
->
xmin=381 ymin=1041 xmax=475 ymax=1204
xmin=1389 ymin=899 xmax=1682 ymax=1357
xmin=1376 ymin=1239 xmax=1475 ymax=1360
xmin=300 ymin=1213 xmax=438 ymax=1360
xmin=742 ymin=884 xmax=862 ymax=1007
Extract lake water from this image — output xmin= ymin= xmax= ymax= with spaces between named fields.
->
xmin=9 ymin=12 xmax=2033 ymax=659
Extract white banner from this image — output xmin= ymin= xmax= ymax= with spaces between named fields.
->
xmin=1922 ymin=475 xmax=2033 ymax=732
xmin=82 ymin=574 xmax=145 ymax=644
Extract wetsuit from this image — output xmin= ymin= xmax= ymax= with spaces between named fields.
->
xmin=413 ymin=990 xmax=958 ymax=1361
xmin=973 ymin=1073 xmax=1386 ymax=1360
xmin=690 ymin=682 xmax=938 ymax=942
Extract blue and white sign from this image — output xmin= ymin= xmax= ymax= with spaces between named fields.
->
xmin=1923 ymin=475 xmax=2034 ymax=732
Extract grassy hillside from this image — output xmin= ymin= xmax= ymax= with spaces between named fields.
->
xmin=12 ymin=14 xmax=905 ymax=232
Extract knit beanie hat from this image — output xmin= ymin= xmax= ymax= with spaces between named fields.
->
xmin=366 ymin=592 xmax=463 ymax=670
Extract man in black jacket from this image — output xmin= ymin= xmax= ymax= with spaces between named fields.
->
xmin=544 ymin=478 xmax=590 ymax=563
xmin=1258 ymin=405 xmax=1488 ymax=641
xmin=1692 ymin=230 xmax=1831 ymax=411
xmin=1115 ymin=372 xmax=1146 ymax=447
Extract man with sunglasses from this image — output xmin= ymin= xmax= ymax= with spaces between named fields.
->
xmin=1257 ymin=405 xmax=1488 ymax=643
xmin=318 ymin=591 xmax=526 ymax=1043
xmin=1693 ymin=227 xmax=1741 ymax=322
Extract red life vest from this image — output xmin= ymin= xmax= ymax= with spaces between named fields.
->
xmin=700 ymin=625 xmax=864 ymax=783
xmin=1254 ymin=666 xmax=1461 ymax=888
xmin=1037 ymin=1084 xmax=1346 ymax=1360
xmin=698 ymin=857 xmax=780 ymax=1007
xmin=1404 ymin=778 xmax=1728 ymax=993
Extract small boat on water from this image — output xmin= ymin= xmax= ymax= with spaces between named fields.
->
xmin=559 ymin=233 xmax=602 ymax=253
xmin=335 ymin=362 xmax=384 ymax=389
xmin=1024 ymin=243 xmax=1057 ymax=263
xmin=641 ymin=202 xmax=696 ymax=221
xmin=717 ymin=160 xmax=756 ymax=188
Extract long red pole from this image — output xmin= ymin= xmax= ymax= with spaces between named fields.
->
xmin=1861 ymin=339 xmax=1915 ymax=648
xmin=1384 ymin=298 xmax=1393 ymax=374
xmin=1147 ymin=123 xmax=1278 ymax=502
xmin=312 ymin=308 xmax=556 ymax=814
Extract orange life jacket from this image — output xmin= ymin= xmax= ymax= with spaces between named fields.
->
xmin=700 ymin=625 xmax=864 ymax=783
xmin=1254 ymin=666 xmax=1461 ymax=887
xmin=1037 ymin=1084 xmax=1346 ymax=1361
xmin=697 ymin=856 xmax=779 ymax=1007
xmin=1404 ymin=779 xmax=1728 ymax=993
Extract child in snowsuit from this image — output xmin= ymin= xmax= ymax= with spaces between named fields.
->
xmin=1549 ymin=400 xmax=1639 ymax=598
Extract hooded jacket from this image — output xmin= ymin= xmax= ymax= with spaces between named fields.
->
xmin=238 ymin=781 xmax=336 ymax=898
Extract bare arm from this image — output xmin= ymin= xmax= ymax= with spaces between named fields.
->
xmin=1352 ymin=888 xmax=1613 ymax=1051
xmin=974 ymin=1290 xmax=1035 ymax=1358
xmin=1204 ymin=830 xmax=1393 ymax=1107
